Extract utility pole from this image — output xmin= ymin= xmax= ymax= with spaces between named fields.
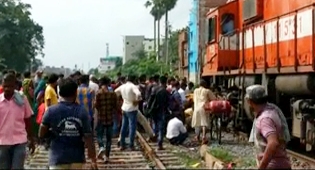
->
xmin=106 ymin=43 xmax=109 ymax=57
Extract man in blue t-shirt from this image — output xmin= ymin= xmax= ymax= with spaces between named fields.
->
xmin=39 ymin=78 xmax=97 ymax=169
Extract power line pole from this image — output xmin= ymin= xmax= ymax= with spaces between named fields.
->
xmin=106 ymin=43 xmax=109 ymax=57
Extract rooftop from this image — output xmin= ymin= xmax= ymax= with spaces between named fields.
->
xmin=100 ymin=56 xmax=122 ymax=62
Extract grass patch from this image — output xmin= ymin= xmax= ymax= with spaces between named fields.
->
xmin=208 ymin=147 xmax=256 ymax=168
xmin=173 ymin=152 xmax=201 ymax=168
xmin=208 ymin=147 xmax=235 ymax=163
xmin=237 ymin=158 xmax=256 ymax=168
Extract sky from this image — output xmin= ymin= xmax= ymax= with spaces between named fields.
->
xmin=21 ymin=0 xmax=191 ymax=72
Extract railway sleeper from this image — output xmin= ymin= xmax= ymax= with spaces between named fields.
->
xmin=25 ymin=134 xmax=188 ymax=169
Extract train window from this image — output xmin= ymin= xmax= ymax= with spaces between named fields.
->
xmin=208 ymin=17 xmax=216 ymax=42
xmin=221 ymin=13 xmax=235 ymax=35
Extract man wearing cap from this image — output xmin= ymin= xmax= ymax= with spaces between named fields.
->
xmin=34 ymin=70 xmax=43 ymax=88
xmin=246 ymin=85 xmax=291 ymax=169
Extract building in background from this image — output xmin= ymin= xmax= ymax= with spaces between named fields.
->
xmin=143 ymin=38 xmax=155 ymax=52
xmin=98 ymin=56 xmax=122 ymax=74
xmin=122 ymin=35 xmax=163 ymax=64
xmin=188 ymin=0 xmax=199 ymax=83
xmin=177 ymin=29 xmax=188 ymax=79
xmin=188 ymin=0 xmax=228 ymax=83
xmin=43 ymin=66 xmax=72 ymax=77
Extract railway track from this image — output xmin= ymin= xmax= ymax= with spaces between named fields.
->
xmin=25 ymin=131 xmax=186 ymax=169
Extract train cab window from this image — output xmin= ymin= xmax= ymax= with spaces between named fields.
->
xmin=208 ymin=17 xmax=216 ymax=42
xmin=221 ymin=13 xmax=235 ymax=35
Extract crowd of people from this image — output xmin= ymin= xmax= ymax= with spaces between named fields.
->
xmin=0 ymin=69 xmax=292 ymax=169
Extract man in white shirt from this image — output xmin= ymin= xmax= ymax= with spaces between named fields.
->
xmin=89 ymin=75 xmax=99 ymax=93
xmin=115 ymin=75 xmax=141 ymax=150
xmin=177 ymin=83 xmax=186 ymax=104
xmin=166 ymin=114 xmax=188 ymax=145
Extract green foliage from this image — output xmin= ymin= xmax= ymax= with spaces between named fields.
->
xmin=162 ymin=0 xmax=178 ymax=11
xmin=104 ymin=26 xmax=188 ymax=79
xmin=208 ymin=146 xmax=256 ymax=168
xmin=88 ymin=68 xmax=105 ymax=79
xmin=0 ymin=0 xmax=45 ymax=72
xmin=208 ymin=147 xmax=235 ymax=163
xmin=167 ymin=28 xmax=180 ymax=64
xmin=145 ymin=0 xmax=178 ymax=19
xmin=106 ymin=49 xmax=173 ymax=78
xmin=160 ymin=27 xmax=188 ymax=65
xmin=115 ymin=57 xmax=122 ymax=68
xmin=145 ymin=0 xmax=164 ymax=20
xmin=31 ymin=58 xmax=43 ymax=71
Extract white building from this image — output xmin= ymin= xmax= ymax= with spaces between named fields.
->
xmin=143 ymin=38 xmax=155 ymax=52
xmin=122 ymin=35 xmax=163 ymax=64
xmin=43 ymin=66 xmax=72 ymax=77
xmin=98 ymin=56 xmax=121 ymax=74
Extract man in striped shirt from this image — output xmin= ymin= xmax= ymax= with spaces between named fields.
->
xmin=77 ymin=75 xmax=95 ymax=130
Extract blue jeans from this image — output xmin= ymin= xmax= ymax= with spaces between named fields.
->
xmin=152 ymin=114 xmax=165 ymax=147
xmin=113 ymin=111 xmax=119 ymax=136
xmin=96 ymin=123 xmax=113 ymax=157
xmin=120 ymin=110 xmax=138 ymax=148
xmin=0 ymin=143 xmax=27 ymax=169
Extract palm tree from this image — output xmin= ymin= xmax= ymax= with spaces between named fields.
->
xmin=145 ymin=0 xmax=164 ymax=61
xmin=161 ymin=0 xmax=178 ymax=65
xmin=144 ymin=1 xmax=156 ymax=53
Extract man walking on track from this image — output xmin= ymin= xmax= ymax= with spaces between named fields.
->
xmin=39 ymin=78 xmax=97 ymax=169
xmin=77 ymin=75 xmax=95 ymax=130
xmin=95 ymin=76 xmax=118 ymax=163
xmin=146 ymin=76 xmax=169 ymax=150
xmin=0 ymin=73 xmax=35 ymax=169
xmin=115 ymin=74 xmax=142 ymax=151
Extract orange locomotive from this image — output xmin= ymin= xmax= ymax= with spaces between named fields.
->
xmin=202 ymin=0 xmax=315 ymax=152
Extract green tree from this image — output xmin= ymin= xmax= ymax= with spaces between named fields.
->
xmin=115 ymin=57 xmax=123 ymax=68
xmin=145 ymin=0 xmax=178 ymax=63
xmin=105 ymin=27 xmax=186 ymax=79
xmin=31 ymin=58 xmax=43 ymax=72
xmin=145 ymin=0 xmax=164 ymax=61
xmin=88 ymin=68 xmax=100 ymax=77
xmin=0 ymin=0 xmax=44 ymax=72
xmin=88 ymin=68 xmax=95 ymax=75
xmin=161 ymin=0 xmax=178 ymax=64
xmin=105 ymin=51 xmax=173 ymax=79
xmin=159 ymin=27 xmax=187 ymax=70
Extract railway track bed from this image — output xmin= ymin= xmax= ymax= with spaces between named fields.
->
xmin=287 ymin=149 xmax=315 ymax=169
xmin=25 ymin=132 xmax=187 ymax=169
xmin=199 ymin=131 xmax=315 ymax=169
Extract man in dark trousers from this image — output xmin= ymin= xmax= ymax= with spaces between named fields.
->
xmin=147 ymin=76 xmax=169 ymax=150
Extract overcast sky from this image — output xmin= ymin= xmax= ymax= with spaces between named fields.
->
xmin=21 ymin=0 xmax=191 ymax=71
